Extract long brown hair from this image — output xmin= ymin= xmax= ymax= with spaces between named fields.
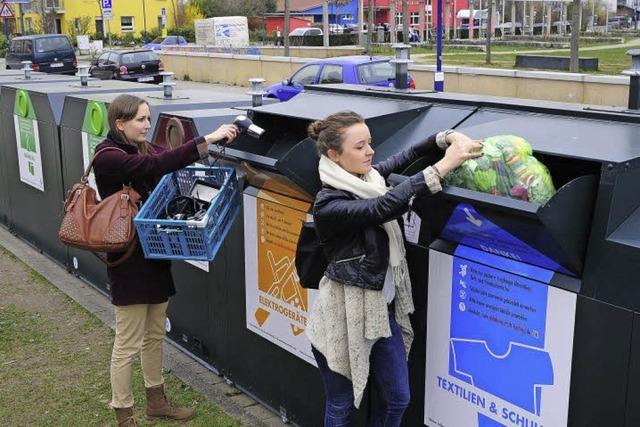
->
xmin=307 ymin=111 xmax=365 ymax=156
xmin=108 ymin=94 xmax=150 ymax=155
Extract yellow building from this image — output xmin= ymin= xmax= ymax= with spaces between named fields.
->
xmin=6 ymin=0 xmax=178 ymax=38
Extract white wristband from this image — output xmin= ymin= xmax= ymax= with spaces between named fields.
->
xmin=436 ymin=129 xmax=455 ymax=150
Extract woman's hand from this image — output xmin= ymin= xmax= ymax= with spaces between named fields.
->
xmin=205 ymin=124 xmax=239 ymax=145
xmin=434 ymin=132 xmax=483 ymax=178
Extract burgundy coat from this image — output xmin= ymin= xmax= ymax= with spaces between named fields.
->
xmin=93 ymin=132 xmax=205 ymax=306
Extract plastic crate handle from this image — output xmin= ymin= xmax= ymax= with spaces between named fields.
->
xmin=155 ymin=225 xmax=184 ymax=234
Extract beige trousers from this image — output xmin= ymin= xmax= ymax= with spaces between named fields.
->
xmin=110 ymin=302 xmax=168 ymax=408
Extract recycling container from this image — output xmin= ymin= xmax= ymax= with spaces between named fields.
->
xmin=185 ymin=88 xmax=480 ymax=426
xmin=0 ymin=72 xmax=78 ymax=227
xmin=239 ymin=84 xmax=640 ymax=426
xmin=0 ymin=79 xmax=156 ymax=266
xmin=60 ymin=91 xmax=269 ymax=295
xmin=364 ymin=88 xmax=640 ymax=427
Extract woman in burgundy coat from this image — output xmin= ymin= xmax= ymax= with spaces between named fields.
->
xmin=93 ymin=94 xmax=237 ymax=427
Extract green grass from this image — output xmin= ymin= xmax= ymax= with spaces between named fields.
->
xmin=371 ymin=38 xmax=635 ymax=74
xmin=412 ymin=45 xmax=633 ymax=74
xmin=0 ymin=246 xmax=242 ymax=426
xmin=544 ymin=46 xmax=633 ymax=74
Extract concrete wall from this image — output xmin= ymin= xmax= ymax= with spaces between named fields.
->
xmin=163 ymin=45 xmax=365 ymax=59
xmin=160 ymin=51 xmax=631 ymax=107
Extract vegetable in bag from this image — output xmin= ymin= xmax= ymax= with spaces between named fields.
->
xmin=444 ymin=135 xmax=556 ymax=205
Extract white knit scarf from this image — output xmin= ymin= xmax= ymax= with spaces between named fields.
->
xmin=318 ymin=155 xmax=405 ymax=266
xmin=312 ymin=155 xmax=416 ymax=408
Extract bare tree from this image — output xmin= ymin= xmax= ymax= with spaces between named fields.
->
xmin=569 ymin=0 xmax=581 ymax=72
xmin=193 ymin=0 xmax=276 ymax=17
xmin=284 ymin=0 xmax=290 ymax=56
xmin=323 ymin=0 xmax=329 ymax=46
xmin=37 ymin=0 xmax=57 ymax=34
xmin=66 ymin=16 xmax=92 ymax=41
xmin=486 ymin=0 xmax=493 ymax=64
xmin=367 ymin=0 xmax=374 ymax=55
xmin=402 ymin=0 xmax=409 ymax=43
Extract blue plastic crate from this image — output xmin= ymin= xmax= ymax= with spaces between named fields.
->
xmin=134 ymin=166 xmax=239 ymax=261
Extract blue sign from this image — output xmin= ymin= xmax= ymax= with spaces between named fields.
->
xmin=425 ymin=247 xmax=577 ymax=427
xmin=478 ymin=413 xmax=506 ymax=427
xmin=442 ymin=203 xmax=572 ymax=276
xmin=101 ymin=0 xmax=112 ymax=8
xmin=449 ymin=254 xmax=553 ymax=416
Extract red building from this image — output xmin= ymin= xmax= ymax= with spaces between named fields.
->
xmin=364 ymin=0 xmax=470 ymax=31
xmin=268 ymin=0 xmax=473 ymax=36
xmin=265 ymin=16 xmax=314 ymax=33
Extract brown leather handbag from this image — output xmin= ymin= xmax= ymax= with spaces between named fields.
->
xmin=59 ymin=147 xmax=141 ymax=267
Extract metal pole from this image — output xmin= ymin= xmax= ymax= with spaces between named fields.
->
xmin=436 ymin=0 xmax=444 ymax=90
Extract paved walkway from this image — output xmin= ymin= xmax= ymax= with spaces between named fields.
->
xmin=0 ymin=225 xmax=288 ymax=427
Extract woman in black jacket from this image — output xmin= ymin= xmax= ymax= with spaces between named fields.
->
xmin=306 ymin=111 xmax=481 ymax=426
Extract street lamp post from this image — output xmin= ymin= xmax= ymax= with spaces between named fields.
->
xmin=436 ymin=0 xmax=444 ymax=90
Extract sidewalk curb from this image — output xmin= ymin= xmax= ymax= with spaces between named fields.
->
xmin=0 ymin=225 xmax=287 ymax=427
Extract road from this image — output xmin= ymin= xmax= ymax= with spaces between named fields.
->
xmin=1 ymin=56 xmax=251 ymax=94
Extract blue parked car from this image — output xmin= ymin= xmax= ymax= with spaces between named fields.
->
xmin=143 ymin=35 xmax=188 ymax=51
xmin=265 ymin=56 xmax=416 ymax=102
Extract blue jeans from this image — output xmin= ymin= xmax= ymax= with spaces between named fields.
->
xmin=312 ymin=306 xmax=410 ymax=427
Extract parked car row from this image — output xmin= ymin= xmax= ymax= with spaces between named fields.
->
xmin=5 ymin=35 xmax=414 ymax=99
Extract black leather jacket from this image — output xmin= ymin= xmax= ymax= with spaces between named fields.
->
xmin=313 ymin=134 xmax=440 ymax=290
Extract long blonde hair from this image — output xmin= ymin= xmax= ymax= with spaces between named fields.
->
xmin=108 ymin=94 xmax=150 ymax=155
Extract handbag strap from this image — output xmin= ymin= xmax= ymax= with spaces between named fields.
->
xmin=92 ymin=239 xmax=138 ymax=268
xmin=81 ymin=146 xmax=129 ymax=183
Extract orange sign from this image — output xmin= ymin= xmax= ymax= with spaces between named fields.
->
xmin=254 ymin=190 xmax=309 ymax=336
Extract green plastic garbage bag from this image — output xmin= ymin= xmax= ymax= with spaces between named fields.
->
xmin=444 ymin=135 xmax=556 ymax=205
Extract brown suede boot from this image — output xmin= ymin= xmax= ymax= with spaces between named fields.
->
xmin=114 ymin=407 xmax=138 ymax=427
xmin=145 ymin=384 xmax=195 ymax=421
